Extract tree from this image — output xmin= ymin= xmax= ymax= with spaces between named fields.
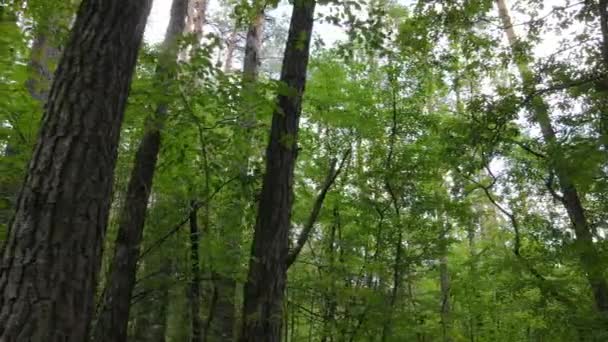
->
xmin=496 ymin=0 xmax=608 ymax=318
xmin=0 ymin=0 xmax=153 ymax=340
xmin=239 ymin=0 xmax=316 ymax=340
xmin=91 ymin=0 xmax=188 ymax=340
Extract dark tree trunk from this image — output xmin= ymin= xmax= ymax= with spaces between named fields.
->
xmin=91 ymin=0 xmax=188 ymax=340
xmin=0 ymin=0 xmax=152 ymax=340
xmin=497 ymin=0 xmax=608 ymax=317
xmin=190 ymin=207 xmax=203 ymax=342
xmin=239 ymin=1 xmax=316 ymax=341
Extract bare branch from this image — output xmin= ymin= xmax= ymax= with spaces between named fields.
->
xmin=286 ymin=148 xmax=352 ymax=268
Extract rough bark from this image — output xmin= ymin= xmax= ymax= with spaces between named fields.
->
xmin=239 ymin=1 xmax=316 ymax=340
xmin=190 ymin=207 xmax=203 ymax=342
xmin=0 ymin=0 xmax=152 ymax=340
xmin=91 ymin=1 xmax=187 ymax=340
xmin=497 ymin=0 xmax=608 ymax=316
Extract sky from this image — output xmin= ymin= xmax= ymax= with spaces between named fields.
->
xmin=144 ymin=0 xmax=348 ymax=45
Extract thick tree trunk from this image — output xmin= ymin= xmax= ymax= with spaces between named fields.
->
xmin=190 ymin=207 xmax=203 ymax=342
xmin=497 ymin=0 xmax=608 ymax=317
xmin=0 ymin=0 xmax=152 ymax=340
xmin=239 ymin=1 xmax=316 ymax=341
xmin=91 ymin=1 xmax=188 ymax=340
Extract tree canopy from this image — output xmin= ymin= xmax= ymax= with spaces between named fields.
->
xmin=1 ymin=0 xmax=608 ymax=341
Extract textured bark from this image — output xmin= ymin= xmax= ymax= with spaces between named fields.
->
xmin=497 ymin=0 xmax=608 ymax=316
xmin=239 ymin=1 xmax=316 ymax=341
xmin=190 ymin=208 xmax=203 ymax=342
xmin=0 ymin=0 xmax=152 ymax=340
xmin=91 ymin=1 xmax=188 ymax=340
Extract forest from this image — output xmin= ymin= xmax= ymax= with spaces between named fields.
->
xmin=0 ymin=0 xmax=607 ymax=341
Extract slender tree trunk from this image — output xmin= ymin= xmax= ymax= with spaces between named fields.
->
xmin=320 ymin=207 xmax=339 ymax=342
xmin=1 ymin=12 xmax=62 ymax=229
xmin=91 ymin=1 xmax=188 ymax=340
xmin=186 ymin=0 xmax=207 ymax=42
xmin=0 ymin=0 xmax=152 ymax=340
xmin=598 ymin=0 xmax=608 ymax=67
xmin=595 ymin=0 xmax=608 ymax=151
xmin=497 ymin=0 xmax=608 ymax=317
xmin=190 ymin=207 xmax=203 ymax=342
xmin=439 ymin=224 xmax=453 ymax=342
xmin=239 ymin=1 xmax=316 ymax=341
xmin=132 ymin=262 xmax=171 ymax=342
xmin=223 ymin=25 xmax=238 ymax=73
xmin=25 ymin=29 xmax=60 ymax=103
xmin=207 ymin=10 xmax=266 ymax=341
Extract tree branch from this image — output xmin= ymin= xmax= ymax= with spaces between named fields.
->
xmin=286 ymin=148 xmax=351 ymax=268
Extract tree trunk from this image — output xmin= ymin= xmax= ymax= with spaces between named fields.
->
xmin=439 ymin=226 xmax=452 ymax=342
xmin=497 ymin=0 xmax=608 ymax=317
xmin=186 ymin=0 xmax=208 ymax=42
xmin=1 ymin=11 xmax=62 ymax=230
xmin=223 ymin=25 xmax=238 ymax=73
xmin=206 ymin=7 xmax=266 ymax=342
xmin=0 ymin=0 xmax=152 ymax=340
xmin=91 ymin=0 xmax=188 ymax=340
xmin=190 ymin=207 xmax=203 ymax=342
xmin=239 ymin=1 xmax=316 ymax=341
xmin=595 ymin=0 xmax=608 ymax=151
xmin=132 ymin=262 xmax=171 ymax=342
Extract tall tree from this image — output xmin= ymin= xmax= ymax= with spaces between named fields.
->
xmin=496 ymin=0 xmax=608 ymax=317
xmin=206 ymin=5 xmax=266 ymax=341
xmin=239 ymin=0 xmax=316 ymax=340
xmin=91 ymin=0 xmax=188 ymax=340
xmin=0 ymin=0 xmax=152 ymax=340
